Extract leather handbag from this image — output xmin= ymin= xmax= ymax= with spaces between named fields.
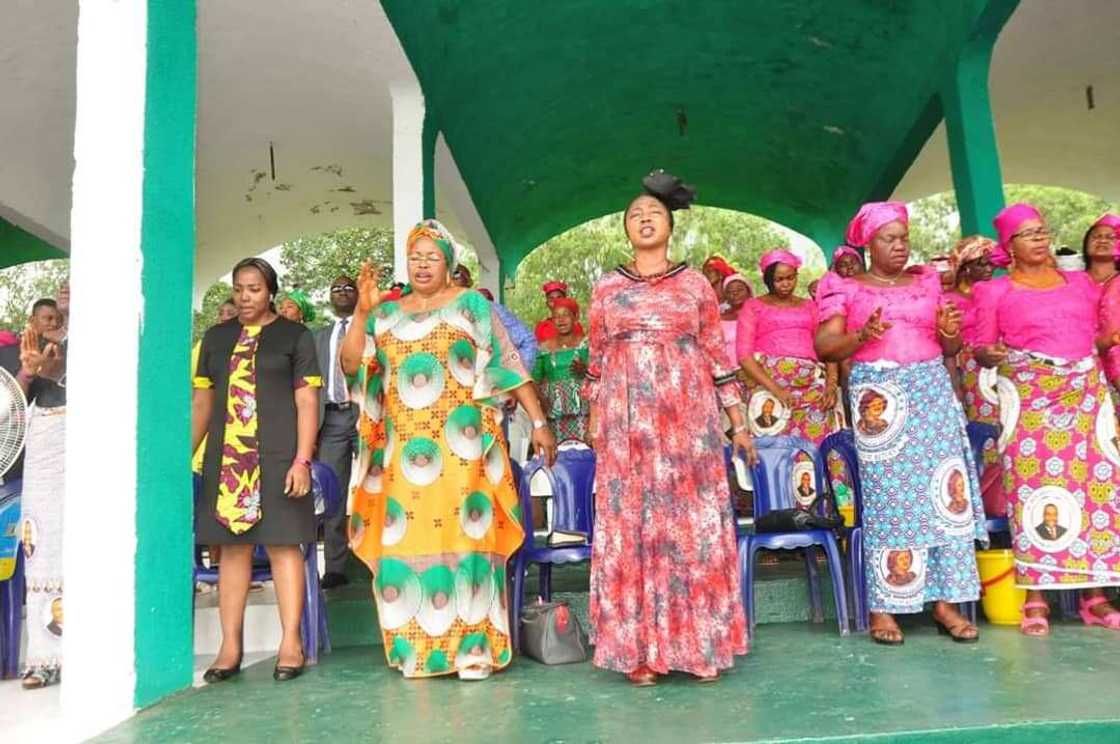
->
xmin=520 ymin=600 xmax=589 ymax=665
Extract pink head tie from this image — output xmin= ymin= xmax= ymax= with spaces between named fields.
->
xmin=844 ymin=202 xmax=909 ymax=248
xmin=722 ymin=273 xmax=750 ymax=291
xmin=830 ymin=245 xmax=862 ymax=268
xmin=759 ymin=249 xmax=802 ymax=275
xmin=992 ymin=203 xmax=1043 ymax=255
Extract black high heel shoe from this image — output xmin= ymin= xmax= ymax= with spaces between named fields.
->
xmin=273 ymin=653 xmax=305 ymax=682
xmin=203 ymin=661 xmax=242 ymax=684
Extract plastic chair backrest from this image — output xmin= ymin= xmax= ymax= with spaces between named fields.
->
xmin=516 ymin=450 xmax=596 ymax=539
xmin=310 ymin=461 xmax=341 ymax=522
xmin=820 ymin=429 xmax=862 ymax=525
xmin=748 ymin=435 xmax=828 ymax=518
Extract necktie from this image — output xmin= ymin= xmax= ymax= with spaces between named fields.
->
xmin=332 ymin=318 xmax=349 ymax=403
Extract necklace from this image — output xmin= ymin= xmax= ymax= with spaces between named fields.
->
xmin=629 ymin=259 xmax=673 ymax=283
xmin=866 ymin=268 xmax=905 ymax=286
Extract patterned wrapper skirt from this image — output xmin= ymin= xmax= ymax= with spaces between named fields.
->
xmin=957 ymin=346 xmax=1003 ymax=514
xmin=744 ymin=354 xmax=850 ymax=506
xmin=850 ymin=359 xmax=986 ymax=614
xmin=20 ymin=406 xmax=66 ymax=675
xmin=996 ymin=351 xmax=1120 ymax=589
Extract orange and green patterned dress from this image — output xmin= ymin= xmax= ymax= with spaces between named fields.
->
xmin=349 ymin=289 xmax=529 ymax=678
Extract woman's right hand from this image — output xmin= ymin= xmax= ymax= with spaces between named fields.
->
xmin=19 ymin=326 xmax=45 ymax=376
xmin=975 ymin=342 xmax=1009 ymax=368
xmin=855 ymin=307 xmax=891 ymax=345
xmin=356 ymin=260 xmax=381 ymax=314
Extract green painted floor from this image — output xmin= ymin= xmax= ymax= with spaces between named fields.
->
xmin=97 ymin=622 xmax=1120 ymax=743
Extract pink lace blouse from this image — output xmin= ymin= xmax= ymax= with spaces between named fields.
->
xmin=1100 ymin=276 xmax=1120 ymax=382
xmin=735 ymin=297 xmax=819 ymax=362
xmin=815 ymin=267 xmax=943 ymax=364
xmin=721 ymin=319 xmax=739 ymax=368
xmin=944 ymin=290 xmax=982 ymax=347
xmin=972 ymin=271 xmax=1101 ymax=360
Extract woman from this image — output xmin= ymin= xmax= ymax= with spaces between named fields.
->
xmin=1083 ymin=213 xmax=1120 ymax=285
xmin=831 ymin=245 xmax=865 ymax=278
xmin=973 ymin=203 xmax=1120 ymax=635
xmin=1090 ymin=215 xmax=1120 ymax=398
xmin=15 ymin=311 xmax=66 ymax=690
xmin=701 ymin=255 xmax=736 ymax=299
xmin=192 ymin=257 xmax=321 ymax=682
xmin=277 ymin=289 xmax=315 ymax=325
xmin=815 ymin=201 xmax=986 ymax=646
xmin=585 ymin=171 xmax=753 ymax=685
xmin=532 ymin=297 xmax=589 ymax=442
xmin=719 ymin=274 xmax=751 ymax=370
xmin=342 ymin=219 xmax=556 ymax=680
xmin=735 ymin=249 xmax=840 ymax=443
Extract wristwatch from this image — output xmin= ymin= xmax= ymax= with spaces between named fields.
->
xmin=532 ymin=419 xmax=547 ymax=430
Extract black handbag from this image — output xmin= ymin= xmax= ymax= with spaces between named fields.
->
xmin=754 ymin=491 xmax=843 ymax=533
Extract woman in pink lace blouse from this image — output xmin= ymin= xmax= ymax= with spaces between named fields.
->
xmin=815 ymin=202 xmax=987 ymax=646
xmin=973 ymin=204 xmax=1120 ymax=636
xmin=584 ymin=171 xmax=754 ymax=686
xmin=1089 ymin=214 xmax=1120 ymax=393
xmin=735 ymin=249 xmax=840 ymax=445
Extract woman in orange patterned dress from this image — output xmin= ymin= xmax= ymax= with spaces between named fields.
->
xmin=342 ymin=220 xmax=556 ymax=680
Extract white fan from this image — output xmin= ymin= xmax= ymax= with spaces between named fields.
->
xmin=0 ymin=367 xmax=28 ymax=478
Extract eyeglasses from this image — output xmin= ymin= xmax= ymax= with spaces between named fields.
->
xmin=1011 ymin=228 xmax=1051 ymax=241
xmin=408 ymin=254 xmax=444 ymax=264
xmin=330 ymin=284 xmax=356 ymax=293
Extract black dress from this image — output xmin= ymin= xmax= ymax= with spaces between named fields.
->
xmin=194 ymin=317 xmax=321 ymax=545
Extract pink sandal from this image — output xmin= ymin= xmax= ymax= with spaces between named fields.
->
xmin=1079 ymin=595 xmax=1120 ymax=630
xmin=1019 ymin=601 xmax=1050 ymax=636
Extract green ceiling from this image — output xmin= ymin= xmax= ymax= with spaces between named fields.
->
xmin=1 ymin=216 xmax=65 ymax=269
xmin=381 ymin=0 xmax=1012 ymax=266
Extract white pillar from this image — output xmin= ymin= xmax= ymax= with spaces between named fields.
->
xmin=64 ymin=1 xmax=148 ymax=737
xmin=434 ymin=134 xmax=501 ymax=296
xmin=391 ymin=82 xmax=426 ymax=283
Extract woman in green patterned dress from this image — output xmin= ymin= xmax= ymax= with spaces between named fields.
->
xmin=533 ymin=296 xmax=589 ymax=442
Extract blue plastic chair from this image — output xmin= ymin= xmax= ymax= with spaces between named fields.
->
xmin=0 ymin=478 xmax=24 ymax=679
xmin=510 ymin=448 xmax=595 ymax=652
xmin=738 ymin=436 xmax=849 ymax=638
xmin=966 ymin=422 xmax=1008 ymax=536
xmin=820 ymin=430 xmax=868 ymax=630
xmin=193 ymin=461 xmax=341 ymax=665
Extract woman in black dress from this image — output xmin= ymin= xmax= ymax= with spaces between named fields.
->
xmin=191 ymin=258 xmax=321 ymax=682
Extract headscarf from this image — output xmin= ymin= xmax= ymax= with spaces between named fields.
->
xmin=722 ymin=273 xmax=751 ymax=292
xmin=759 ymin=249 xmax=802 ymax=275
xmin=844 ymin=201 xmax=909 ymax=248
xmin=949 ymin=235 xmax=996 ymax=270
xmin=280 ymin=289 xmax=315 ymax=323
xmin=641 ymin=170 xmax=696 ymax=215
xmin=703 ymin=255 xmax=736 ymax=279
xmin=406 ymin=219 xmax=459 ymax=271
xmin=830 ymin=245 xmax=862 ymax=269
xmin=541 ymin=280 xmax=569 ymax=295
xmin=477 ymin=288 xmax=495 ymax=301
xmin=551 ymin=296 xmax=581 ymax=316
xmin=993 ymin=203 xmax=1043 ymax=251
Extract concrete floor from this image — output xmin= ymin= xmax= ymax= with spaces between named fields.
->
xmin=94 ymin=621 xmax=1120 ymax=743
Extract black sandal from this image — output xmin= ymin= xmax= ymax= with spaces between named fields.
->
xmin=202 ymin=664 xmax=242 ymax=683
xmin=274 ymin=651 xmax=305 ymax=682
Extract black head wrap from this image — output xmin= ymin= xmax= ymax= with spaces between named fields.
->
xmin=628 ymin=170 xmax=696 ymax=230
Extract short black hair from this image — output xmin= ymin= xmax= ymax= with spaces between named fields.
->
xmin=32 ymin=298 xmax=58 ymax=314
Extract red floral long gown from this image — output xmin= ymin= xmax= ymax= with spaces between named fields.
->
xmin=584 ymin=264 xmax=748 ymax=676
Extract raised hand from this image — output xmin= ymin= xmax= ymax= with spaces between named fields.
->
xmin=19 ymin=326 xmax=44 ymax=376
xmin=856 ymin=307 xmax=891 ymax=344
xmin=937 ymin=302 xmax=962 ymax=338
xmin=356 ymin=260 xmax=382 ymax=314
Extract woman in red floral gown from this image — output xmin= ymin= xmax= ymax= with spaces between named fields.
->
xmin=584 ymin=172 xmax=755 ymax=685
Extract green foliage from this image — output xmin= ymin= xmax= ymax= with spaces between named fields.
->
xmin=504 ymin=206 xmax=817 ymax=325
xmin=0 ymin=259 xmax=69 ymax=332
xmin=908 ymin=185 xmax=1117 ymax=262
xmin=192 ymin=281 xmax=233 ymax=341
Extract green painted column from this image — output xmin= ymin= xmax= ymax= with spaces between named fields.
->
xmin=422 ymin=115 xmax=437 ymax=219
xmin=940 ymin=0 xmax=1019 ymax=236
xmin=134 ymin=0 xmax=198 ymax=708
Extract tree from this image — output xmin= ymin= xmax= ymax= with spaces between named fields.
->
xmin=908 ymin=185 xmax=1117 ymax=262
xmin=504 ymin=206 xmax=819 ymax=325
xmin=192 ymin=281 xmax=233 ymax=342
xmin=0 ymin=259 xmax=69 ymax=332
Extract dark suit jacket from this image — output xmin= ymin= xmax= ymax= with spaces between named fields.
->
xmin=1035 ymin=523 xmax=1066 ymax=541
xmin=315 ymin=318 xmax=353 ymax=432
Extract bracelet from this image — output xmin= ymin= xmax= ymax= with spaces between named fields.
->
xmin=731 ymin=424 xmax=748 ymax=434
xmin=938 ymin=328 xmax=961 ymax=339
xmin=292 ymin=457 xmax=311 ymax=469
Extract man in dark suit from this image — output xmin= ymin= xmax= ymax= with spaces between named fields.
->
xmin=1035 ymin=503 xmax=1067 ymax=542
xmin=315 ymin=275 xmax=359 ymax=589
